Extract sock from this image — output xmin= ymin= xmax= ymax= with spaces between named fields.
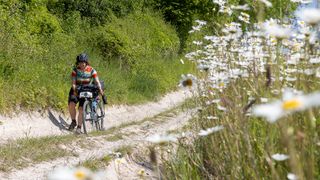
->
xmin=77 ymin=125 xmax=81 ymax=129
xmin=72 ymin=119 xmax=76 ymax=123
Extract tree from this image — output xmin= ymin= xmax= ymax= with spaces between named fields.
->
xmin=152 ymin=0 xmax=297 ymax=53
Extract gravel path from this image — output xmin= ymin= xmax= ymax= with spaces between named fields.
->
xmin=0 ymin=90 xmax=192 ymax=143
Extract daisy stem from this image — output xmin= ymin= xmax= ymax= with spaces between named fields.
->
xmin=275 ymin=39 xmax=283 ymax=90
xmin=280 ymin=119 xmax=305 ymax=179
xmin=306 ymin=109 xmax=316 ymax=179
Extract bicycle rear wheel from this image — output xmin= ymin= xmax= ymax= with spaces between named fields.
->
xmin=82 ymin=101 xmax=96 ymax=134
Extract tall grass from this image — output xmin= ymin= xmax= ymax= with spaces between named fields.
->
xmin=162 ymin=4 xmax=320 ymax=180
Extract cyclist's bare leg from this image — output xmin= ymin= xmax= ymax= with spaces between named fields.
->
xmin=68 ymin=102 xmax=77 ymax=120
xmin=78 ymin=106 xmax=83 ymax=128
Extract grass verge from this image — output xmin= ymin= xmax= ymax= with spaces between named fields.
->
xmin=79 ymin=145 xmax=133 ymax=171
xmin=0 ymin=135 xmax=76 ymax=172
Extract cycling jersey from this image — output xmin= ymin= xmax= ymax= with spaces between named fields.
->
xmin=71 ymin=65 xmax=98 ymax=85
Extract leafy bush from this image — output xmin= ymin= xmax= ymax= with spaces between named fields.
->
xmin=47 ymin=0 xmax=146 ymax=25
xmin=89 ymin=11 xmax=180 ymax=69
xmin=0 ymin=1 xmax=193 ymax=112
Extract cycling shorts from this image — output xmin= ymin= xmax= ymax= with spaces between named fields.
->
xmin=68 ymin=88 xmax=85 ymax=107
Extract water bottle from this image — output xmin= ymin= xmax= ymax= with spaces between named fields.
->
xmin=92 ymin=100 xmax=97 ymax=112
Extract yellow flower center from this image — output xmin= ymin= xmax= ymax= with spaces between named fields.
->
xmin=282 ymin=99 xmax=302 ymax=110
xmin=271 ymin=38 xmax=277 ymax=44
xmin=219 ymin=82 xmax=225 ymax=87
xmin=138 ymin=169 xmax=145 ymax=176
xmin=74 ymin=171 xmax=86 ymax=180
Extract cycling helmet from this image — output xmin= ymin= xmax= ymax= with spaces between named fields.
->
xmin=76 ymin=53 xmax=89 ymax=63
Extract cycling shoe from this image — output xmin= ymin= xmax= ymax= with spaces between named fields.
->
xmin=68 ymin=121 xmax=77 ymax=131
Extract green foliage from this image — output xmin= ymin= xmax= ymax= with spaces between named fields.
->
xmin=0 ymin=1 xmax=194 ymax=112
xmin=152 ymin=0 xmax=297 ymax=52
xmin=47 ymin=0 xmax=146 ymax=25
xmin=89 ymin=11 xmax=179 ymax=69
xmin=245 ymin=0 xmax=298 ymax=22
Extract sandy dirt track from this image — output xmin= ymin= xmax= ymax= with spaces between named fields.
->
xmin=0 ymin=90 xmax=195 ymax=179
xmin=0 ymin=90 xmax=192 ymax=143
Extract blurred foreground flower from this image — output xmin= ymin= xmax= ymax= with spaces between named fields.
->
xmin=115 ymin=158 xmax=126 ymax=165
xmin=262 ymin=19 xmax=291 ymax=39
xmin=146 ymin=134 xmax=177 ymax=144
xmin=260 ymin=0 xmax=272 ymax=7
xmin=231 ymin=4 xmax=250 ymax=10
xmin=253 ymin=90 xmax=320 ymax=123
xmin=137 ymin=169 xmax=145 ymax=176
xmin=48 ymin=166 xmax=99 ymax=180
xmin=199 ymin=125 xmax=224 ymax=136
xmin=291 ymin=0 xmax=311 ymax=3
xmin=271 ymin=153 xmax=289 ymax=161
xmin=287 ymin=173 xmax=298 ymax=180
xmin=296 ymin=8 xmax=320 ymax=25
xmin=179 ymin=74 xmax=198 ymax=89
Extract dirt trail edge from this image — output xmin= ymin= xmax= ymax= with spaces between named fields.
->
xmin=0 ymin=90 xmax=192 ymax=144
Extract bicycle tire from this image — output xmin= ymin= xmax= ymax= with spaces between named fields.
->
xmin=95 ymin=121 xmax=100 ymax=131
xmin=97 ymin=99 xmax=105 ymax=130
xmin=82 ymin=101 xmax=92 ymax=135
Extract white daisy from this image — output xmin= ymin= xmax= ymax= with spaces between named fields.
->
xmin=48 ymin=167 xmax=93 ymax=180
xmin=260 ymin=0 xmax=272 ymax=7
xmin=252 ymin=89 xmax=320 ymax=123
xmin=287 ymin=173 xmax=298 ymax=180
xmin=146 ymin=134 xmax=177 ymax=144
xmin=198 ymin=125 xmax=224 ymax=136
xmin=303 ymin=69 xmax=314 ymax=75
xmin=217 ymin=105 xmax=227 ymax=111
xmin=286 ymin=76 xmax=297 ymax=82
xmin=262 ymin=20 xmax=292 ymax=39
xmin=195 ymin=20 xmax=207 ymax=26
xmin=272 ymin=153 xmax=289 ymax=161
xmin=207 ymin=116 xmax=219 ymax=120
xmin=291 ymin=0 xmax=311 ymax=3
xmin=316 ymin=67 xmax=320 ymax=78
xmin=231 ymin=4 xmax=250 ymax=10
xmin=48 ymin=167 xmax=76 ymax=180
xmin=193 ymin=41 xmax=203 ymax=45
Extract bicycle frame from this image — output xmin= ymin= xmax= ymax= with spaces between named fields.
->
xmin=78 ymin=85 xmax=105 ymax=134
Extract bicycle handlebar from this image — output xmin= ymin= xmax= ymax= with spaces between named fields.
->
xmin=77 ymin=85 xmax=108 ymax=104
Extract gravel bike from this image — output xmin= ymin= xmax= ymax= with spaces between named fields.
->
xmin=78 ymin=84 xmax=107 ymax=134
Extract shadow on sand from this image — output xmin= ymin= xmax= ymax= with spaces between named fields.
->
xmin=48 ymin=110 xmax=69 ymax=131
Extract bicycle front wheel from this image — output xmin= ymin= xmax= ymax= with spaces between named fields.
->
xmin=82 ymin=100 xmax=95 ymax=135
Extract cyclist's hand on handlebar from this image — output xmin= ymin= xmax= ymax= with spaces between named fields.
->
xmin=102 ymin=94 xmax=108 ymax=104
xmin=73 ymin=89 xmax=78 ymax=97
xmin=99 ymin=89 xmax=104 ymax=95
xmin=99 ymin=89 xmax=107 ymax=104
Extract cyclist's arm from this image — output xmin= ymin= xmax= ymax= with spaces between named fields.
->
xmin=92 ymin=70 xmax=104 ymax=95
xmin=71 ymin=70 xmax=77 ymax=95
xmin=94 ymin=77 xmax=104 ymax=95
